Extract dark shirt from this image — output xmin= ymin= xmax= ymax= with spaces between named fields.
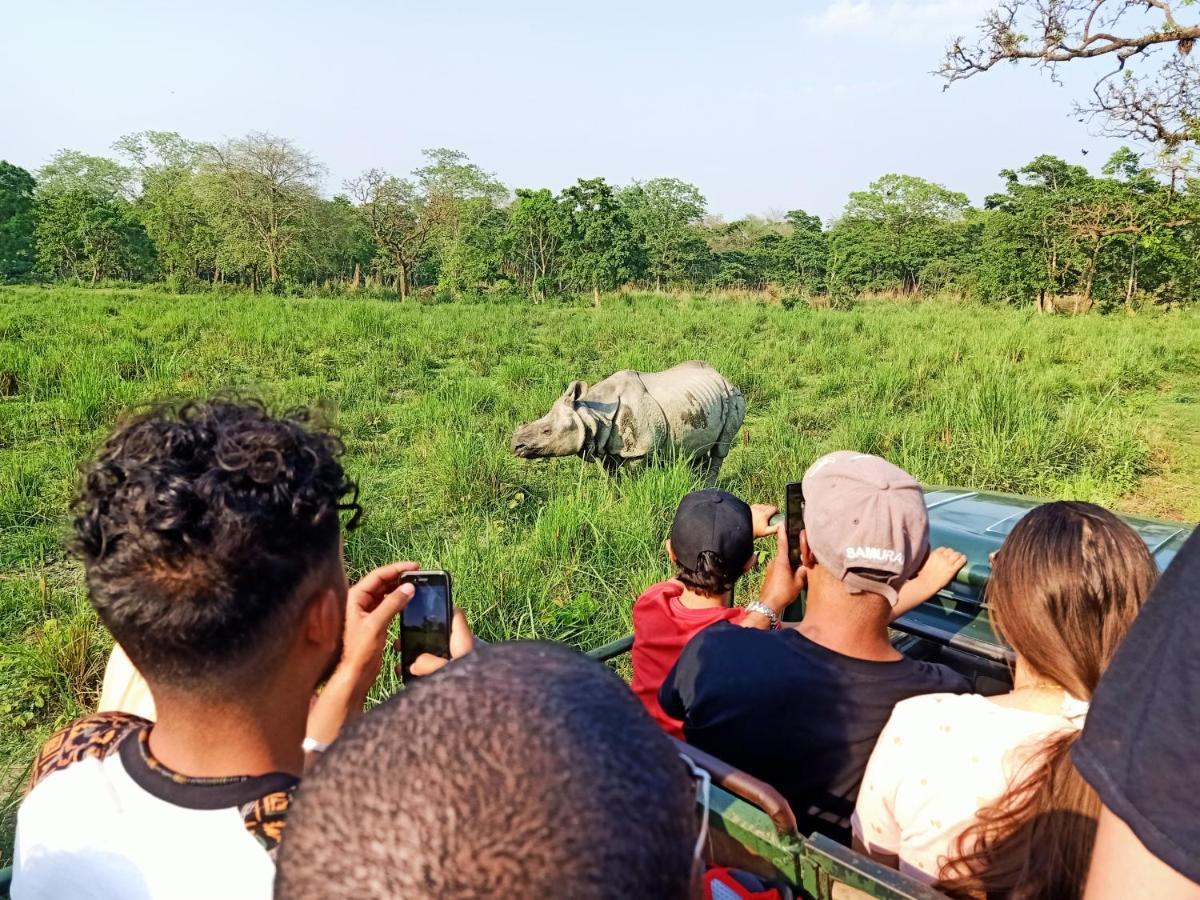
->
xmin=659 ymin=622 xmax=971 ymax=843
xmin=1074 ymin=528 xmax=1200 ymax=885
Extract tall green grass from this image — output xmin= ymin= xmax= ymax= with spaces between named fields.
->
xmin=1 ymin=285 xmax=1198 ymax=855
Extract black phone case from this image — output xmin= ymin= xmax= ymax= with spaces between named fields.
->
xmin=785 ymin=483 xmax=804 ymax=570
xmin=399 ymin=571 xmax=452 ymax=681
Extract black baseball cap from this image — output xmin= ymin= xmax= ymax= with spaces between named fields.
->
xmin=669 ymin=489 xmax=754 ymax=581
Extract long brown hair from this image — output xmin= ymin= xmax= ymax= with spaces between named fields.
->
xmin=937 ymin=501 xmax=1157 ymax=899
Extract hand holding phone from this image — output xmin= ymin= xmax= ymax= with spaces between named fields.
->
xmin=399 ymin=571 xmax=452 ymax=682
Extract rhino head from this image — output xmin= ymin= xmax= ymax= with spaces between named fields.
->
xmin=511 ymin=381 xmax=590 ymax=459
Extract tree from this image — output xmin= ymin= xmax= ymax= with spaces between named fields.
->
xmin=436 ymin=197 xmax=508 ymax=296
xmin=0 ymin=162 xmax=37 ymax=280
xmin=503 ymin=188 xmax=570 ymax=298
xmin=201 ymin=133 xmax=324 ymax=289
xmin=701 ymin=215 xmax=788 ymax=289
xmin=942 ymin=1 xmax=1200 ymax=146
xmin=973 ymin=150 xmax=1196 ymax=311
xmin=298 ymin=196 xmax=374 ymax=287
xmin=560 ymin=177 xmax=641 ymax=305
xmin=828 ymin=174 xmax=970 ymax=293
xmin=414 ymin=149 xmax=507 ymax=297
xmin=349 ymin=150 xmax=506 ymax=299
xmin=34 ymin=151 xmax=154 ymax=283
xmin=976 ymin=156 xmax=1092 ymax=310
xmin=346 ymin=169 xmax=429 ymax=297
xmin=115 ymin=131 xmax=216 ymax=281
xmin=620 ymin=178 xmax=707 ymax=290
xmin=1084 ymin=147 xmax=1196 ymax=309
xmin=778 ymin=209 xmax=828 ymax=292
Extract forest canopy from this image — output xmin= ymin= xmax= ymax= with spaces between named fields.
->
xmin=1 ymin=131 xmax=1198 ymax=312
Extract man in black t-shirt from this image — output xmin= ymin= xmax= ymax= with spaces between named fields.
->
xmin=1075 ymin=528 xmax=1200 ymax=898
xmin=660 ymin=452 xmax=970 ymax=843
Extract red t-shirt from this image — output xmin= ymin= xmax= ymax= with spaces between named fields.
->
xmin=631 ymin=581 xmax=745 ymax=738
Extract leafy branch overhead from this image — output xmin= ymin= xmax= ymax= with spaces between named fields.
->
xmin=941 ymin=0 xmax=1200 ymax=146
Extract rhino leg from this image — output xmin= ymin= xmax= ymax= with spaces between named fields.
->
xmin=601 ymin=454 xmax=648 ymax=477
xmin=698 ymin=390 xmax=745 ymax=484
xmin=620 ymin=456 xmax=649 ymax=476
xmin=693 ymin=453 xmax=721 ymax=487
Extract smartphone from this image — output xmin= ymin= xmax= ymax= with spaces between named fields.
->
xmin=785 ymin=481 xmax=805 ymax=570
xmin=399 ymin=571 xmax=452 ymax=682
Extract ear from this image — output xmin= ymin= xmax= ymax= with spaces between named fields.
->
xmin=303 ymin=586 xmax=342 ymax=653
xmin=742 ymin=553 xmax=757 ymax=574
xmin=560 ymin=380 xmax=588 ymax=406
xmin=665 ymin=538 xmax=678 ymax=564
xmin=799 ymin=530 xmax=817 ymax=570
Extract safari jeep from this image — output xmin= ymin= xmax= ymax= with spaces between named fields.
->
xmin=585 ymin=487 xmax=1194 ymax=900
xmin=0 ymin=489 xmax=1191 ymax=898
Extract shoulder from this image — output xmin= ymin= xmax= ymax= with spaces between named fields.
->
xmin=28 ymin=711 xmax=150 ymax=793
xmin=241 ymin=787 xmax=296 ymax=857
xmin=890 ymin=691 xmax=979 ymax=726
xmin=676 ymin=620 xmax=779 ymax=671
xmin=600 ymin=370 xmax=644 ymax=393
xmin=686 ymin=619 xmax=744 ymax=648
xmin=667 ymin=620 xmax=740 ymax=676
xmin=907 ymin=659 xmax=973 ymax=694
xmin=635 ymin=581 xmax=680 ymax=609
xmin=873 ymin=693 xmax=981 ymax=765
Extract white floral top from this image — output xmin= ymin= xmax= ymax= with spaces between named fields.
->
xmin=851 ymin=692 xmax=1078 ymax=885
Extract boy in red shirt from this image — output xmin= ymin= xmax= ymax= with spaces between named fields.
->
xmin=632 ymin=488 xmax=968 ymax=738
xmin=632 ymin=490 xmax=783 ymax=737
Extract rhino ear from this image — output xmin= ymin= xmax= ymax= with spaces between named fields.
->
xmin=560 ymin=380 xmax=588 ymax=406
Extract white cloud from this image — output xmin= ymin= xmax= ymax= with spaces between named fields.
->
xmin=803 ymin=0 xmax=992 ymax=42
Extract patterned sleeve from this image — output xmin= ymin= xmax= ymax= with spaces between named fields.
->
xmin=852 ymin=706 xmax=907 ymax=856
xmin=27 ymin=711 xmax=150 ymax=793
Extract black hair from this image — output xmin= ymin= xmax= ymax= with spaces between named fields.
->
xmin=275 ymin=641 xmax=698 ymax=899
xmin=674 ymin=549 xmax=740 ymax=597
xmin=69 ymin=398 xmax=361 ymax=689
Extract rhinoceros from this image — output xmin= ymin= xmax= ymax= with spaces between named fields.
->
xmin=511 ymin=361 xmax=745 ymax=482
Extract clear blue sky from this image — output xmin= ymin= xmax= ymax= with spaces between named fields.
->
xmin=4 ymin=0 xmax=1135 ymax=220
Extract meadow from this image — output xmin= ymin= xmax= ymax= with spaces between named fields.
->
xmin=2 ymin=284 xmax=1199 ymax=854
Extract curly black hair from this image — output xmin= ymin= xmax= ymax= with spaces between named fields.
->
xmin=70 ymin=398 xmax=361 ymax=689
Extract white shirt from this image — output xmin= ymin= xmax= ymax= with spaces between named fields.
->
xmin=851 ymin=692 xmax=1077 ymax=885
xmin=13 ymin=712 xmax=296 ymax=900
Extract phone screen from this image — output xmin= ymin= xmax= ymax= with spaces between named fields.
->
xmin=399 ymin=571 xmax=451 ymax=681
xmin=785 ymin=481 xmax=805 ymax=570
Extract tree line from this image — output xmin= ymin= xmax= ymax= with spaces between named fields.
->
xmin=1 ymin=131 xmax=1197 ymax=312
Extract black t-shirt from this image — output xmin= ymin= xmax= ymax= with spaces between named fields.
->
xmin=1074 ymin=528 xmax=1200 ymax=884
xmin=659 ymin=622 xmax=971 ymax=843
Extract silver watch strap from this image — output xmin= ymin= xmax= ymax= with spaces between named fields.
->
xmin=743 ymin=601 xmax=780 ymax=630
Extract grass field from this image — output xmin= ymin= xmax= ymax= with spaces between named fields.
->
xmin=2 ymin=284 xmax=1199 ymax=856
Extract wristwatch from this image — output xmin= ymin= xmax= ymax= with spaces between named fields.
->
xmin=744 ymin=601 xmax=781 ymax=630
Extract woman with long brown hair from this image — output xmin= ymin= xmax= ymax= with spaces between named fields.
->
xmin=851 ymin=501 xmax=1158 ymax=897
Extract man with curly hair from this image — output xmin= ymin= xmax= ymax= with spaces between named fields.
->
xmin=12 ymin=399 xmax=469 ymax=899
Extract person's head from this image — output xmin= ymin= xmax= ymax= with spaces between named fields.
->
xmin=70 ymin=398 xmax=359 ymax=701
xmin=986 ymin=500 xmax=1157 ymax=699
xmin=799 ymin=451 xmax=930 ymax=613
xmin=940 ymin=501 xmax=1158 ymax=898
xmin=275 ymin=641 xmax=699 ymax=899
xmin=666 ymin=489 xmax=756 ymax=599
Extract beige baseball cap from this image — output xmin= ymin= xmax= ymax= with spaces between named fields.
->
xmin=801 ymin=451 xmax=930 ymax=605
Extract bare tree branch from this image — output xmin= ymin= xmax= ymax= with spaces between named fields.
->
xmin=941 ymin=1 xmax=1200 ymax=145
